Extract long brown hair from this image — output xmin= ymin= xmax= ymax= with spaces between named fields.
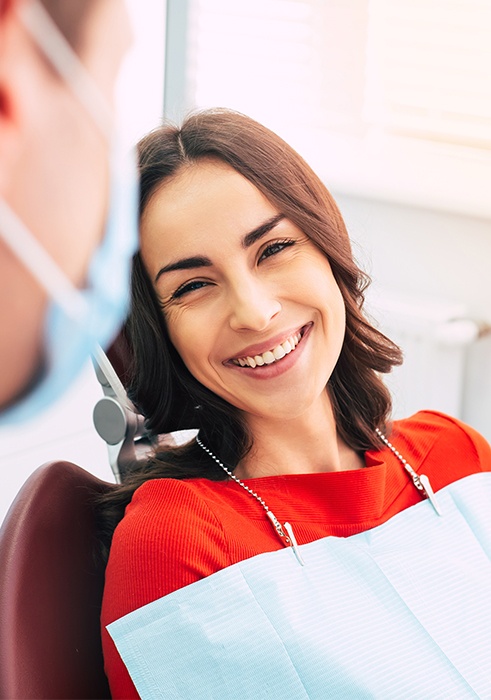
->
xmin=98 ymin=109 xmax=402 ymax=550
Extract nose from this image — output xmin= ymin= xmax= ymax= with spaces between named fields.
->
xmin=227 ymin=276 xmax=281 ymax=332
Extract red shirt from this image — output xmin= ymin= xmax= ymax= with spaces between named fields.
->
xmin=102 ymin=411 xmax=491 ymax=699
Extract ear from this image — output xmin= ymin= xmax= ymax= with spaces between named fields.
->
xmin=0 ymin=0 xmax=15 ymax=18
xmin=0 ymin=0 xmax=26 ymax=194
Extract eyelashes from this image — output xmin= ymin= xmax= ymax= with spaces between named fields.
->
xmin=171 ymin=279 xmax=208 ymax=300
xmin=168 ymin=238 xmax=296 ymax=301
xmin=259 ymin=238 xmax=295 ymax=262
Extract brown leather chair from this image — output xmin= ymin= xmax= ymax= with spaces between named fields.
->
xmin=0 ymin=461 xmax=116 ymax=699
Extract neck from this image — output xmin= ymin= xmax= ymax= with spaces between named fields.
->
xmin=235 ymin=392 xmax=365 ymax=479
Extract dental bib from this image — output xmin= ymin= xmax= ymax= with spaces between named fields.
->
xmin=108 ymin=472 xmax=491 ymax=699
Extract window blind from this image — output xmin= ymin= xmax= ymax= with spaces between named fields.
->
xmin=173 ymin=0 xmax=491 ymax=215
xmin=365 ymin=0 xmax=491 ymax=149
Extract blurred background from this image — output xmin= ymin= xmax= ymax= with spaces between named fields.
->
xmin=2 ymin=0 xmax=490 ymax=523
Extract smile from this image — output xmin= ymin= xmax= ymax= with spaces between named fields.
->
xmin=231 ymin=327 xmax=307 ymax=369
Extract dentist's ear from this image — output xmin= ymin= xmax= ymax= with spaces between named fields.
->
xmin=0 ymin=0 xmax=15 ymax=19
xmin=0 ymin=0 xmax=23 ymax=193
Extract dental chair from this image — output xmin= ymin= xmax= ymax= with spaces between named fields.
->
xmin=92 ymin=333 xmax=181 ymax=482
xmin=0 ymin=460 xmax=115 ymax=699
xmin=0 ymin=335 xmax=182 ymax=698
xmin=0 ymin=336 xmax=142 ymax=699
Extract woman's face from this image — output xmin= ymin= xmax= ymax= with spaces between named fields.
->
xmin=140 ymin=159 xmax=346 ymax=423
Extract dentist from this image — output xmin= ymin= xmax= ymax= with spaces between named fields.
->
xmin=0 ymin=0 xmax=138 ymax=423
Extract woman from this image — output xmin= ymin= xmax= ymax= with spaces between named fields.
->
xmin=101 ymin=110 xmax=491 ymax=699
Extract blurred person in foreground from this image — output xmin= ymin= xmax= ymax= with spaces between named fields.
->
xmin=0 ymin=0 xmax=138 ymax=424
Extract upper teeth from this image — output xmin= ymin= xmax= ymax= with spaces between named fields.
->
xmin=233 ymin=332 xmax=302 ymax=368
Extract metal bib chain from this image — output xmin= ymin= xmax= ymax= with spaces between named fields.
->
xmin=375 ymin=429 xmax=442 ymax=516
xmin=196 ymin=429 xmax=442 ymax=567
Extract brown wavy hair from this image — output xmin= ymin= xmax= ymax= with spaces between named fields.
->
xmin=98 ymin=109 xmax=402 ymax=551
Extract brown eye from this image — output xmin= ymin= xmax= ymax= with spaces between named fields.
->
xmin=259 ymin=239 xmax=295 ymax=263
xmin=172 ymin=280 xmax=209 ymax=299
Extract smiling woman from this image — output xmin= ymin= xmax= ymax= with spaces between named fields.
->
xmin=128 ymin=111 xmax=401 ymax=454
xmin=141 ymin=158 xmax=348 ymax=448
xmin=100 ymin=110 xmax=491 ymax=700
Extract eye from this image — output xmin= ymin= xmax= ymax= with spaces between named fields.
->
xmin=171 ymin=279 xmax=209 ymax=299
xmin=259 ymin=238 xmax=295 ymax=263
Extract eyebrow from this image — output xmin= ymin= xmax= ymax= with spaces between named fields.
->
xmin=154 ymin=213 xmax=285 ymax=283
xmin=155 ymin=256 xmax=211 ymax=283
xmin=242 ymin=213 xmax=285 ymax=248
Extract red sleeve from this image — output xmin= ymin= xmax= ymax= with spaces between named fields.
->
xmin=420 ymin=410 xmax=491 ymax=477
xmin=391 ymin=410 xmax=491 ymax=492
xmin=452 ymin=417 xmax=491 ymax=472
xmin=101 ymin=478 xmax=232 ymax=699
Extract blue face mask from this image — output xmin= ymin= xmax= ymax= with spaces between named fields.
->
xmin=0 ymin=1 xmax=138 ymax=424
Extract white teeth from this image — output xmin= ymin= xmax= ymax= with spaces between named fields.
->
xmin=234 ymin=329 xmax=305 ymax=368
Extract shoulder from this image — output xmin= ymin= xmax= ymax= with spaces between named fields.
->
xmin=112 ymin=477 xmax=230 ymax=568
xmin=101 ymin=477 xmax=230 ymax=698
xmin=104 ymin=478 xmax=232 ymax=615
xmin=124 ymin=476 xmax=222 ymax=523
xmin=389 ymin=410 xmax=491 ymax=485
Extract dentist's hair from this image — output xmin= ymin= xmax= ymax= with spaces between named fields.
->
xmin=98 ymin=109 xmax=402 ymax=544
xmin=40 ymin=0 xmax=100 ymax=51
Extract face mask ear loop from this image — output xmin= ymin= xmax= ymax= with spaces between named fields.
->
xmin=0 ymin=196 xmax=135 ymax=417
xmin=17 ymin=0 xmax=113 ymax=141
xmin=0 ymin=199 xmax=87 ymax=322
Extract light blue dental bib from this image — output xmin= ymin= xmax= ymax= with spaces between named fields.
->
xmin=108 ymin=473 xmax=491 ymax=699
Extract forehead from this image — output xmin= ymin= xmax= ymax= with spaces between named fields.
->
xmin=140 ymin=160 xmax=278 ymax=262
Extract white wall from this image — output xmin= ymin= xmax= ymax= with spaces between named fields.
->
xmin=335 ymin=191 xmax=491 ymax=441
xmin=336 ymin=192 xmax=491 ymax=321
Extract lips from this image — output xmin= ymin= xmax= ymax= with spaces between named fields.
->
xmin=229 ymin=324 xmax=310 ymax=369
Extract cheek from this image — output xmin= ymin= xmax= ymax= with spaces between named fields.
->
xmin=306 ymin=265 xmax=346 ymax=344
xmin=328 ymin=281 xmax=347 ymax=338
xmin=166 ymin=314 xmax=213 ymax=381
xmin=294 ymin=260 xmax=344 ymax=313
xmin=333 ymin=282 xmax=346 ymax=321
